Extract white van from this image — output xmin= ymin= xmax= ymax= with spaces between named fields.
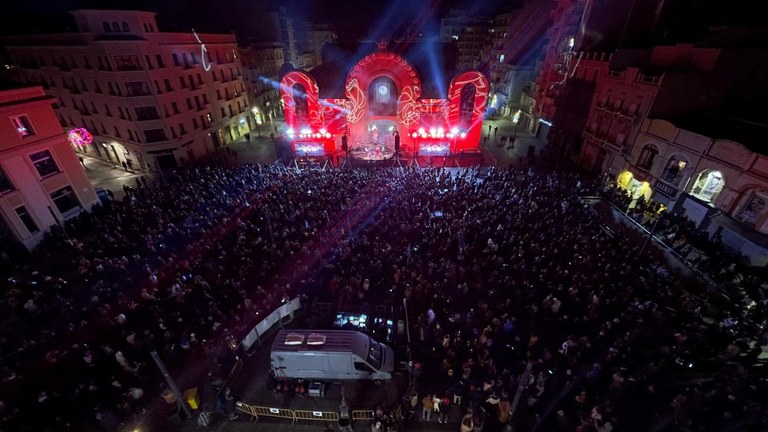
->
xmin=270 ymin=330 xmax=395 ymax=381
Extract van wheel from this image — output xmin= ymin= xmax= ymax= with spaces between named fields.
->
xmin=374 ymin=379 xmax=383 ymax=386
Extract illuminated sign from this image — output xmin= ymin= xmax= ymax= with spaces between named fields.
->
xmin=294 ymin=142 xmax=326 ymax=157
xmin=68 ymin=128 xmax=93 ymax=146
xmin=192 ymin=29 xmax=211 ymax=71
xmin=419 ymin=142 xmax=450 ymax=157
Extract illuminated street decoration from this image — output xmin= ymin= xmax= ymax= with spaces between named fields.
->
xmin=192 ymin=29 xmax=211 ymax=71
xmin=280 ymin=71 xmax=322 ymax=130
xmin=279 ymin=46 xmax=488 ymax=155
xmin=68 ymin=128 xmax=93 ymax=147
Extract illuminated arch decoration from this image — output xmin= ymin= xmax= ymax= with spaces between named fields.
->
xmin=279 ymin=47 xmax=488 ymax=155
xmin=346 ymin=52 xmax=421 ymax=127
xmin=447 ymin=71 xmax=489 ymax=152
xmin=68 ymin=128 xmax=93 ymax=147
xmin=280 ymin=71 xmax=322 ymax=131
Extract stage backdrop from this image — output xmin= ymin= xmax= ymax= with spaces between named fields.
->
xmin=280 ymin=47 xmax=488 ymax=155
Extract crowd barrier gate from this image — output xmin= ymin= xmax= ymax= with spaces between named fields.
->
xmin=294 ymin=409 xmax=339 ymax=423
xmin=234 ymin=402 xmax=296 ymax=423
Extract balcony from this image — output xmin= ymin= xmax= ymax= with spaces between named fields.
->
xmin=115 ymin=64 xmax=143 ymax=72
xmin=636 ymin=73 xmax=661 ymax=85
xmin=607 ymin=70 xmax=624 ymax=80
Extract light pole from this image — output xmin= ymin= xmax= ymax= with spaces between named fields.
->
xmin=252 ymin=107 xmax=262 ymax=138
xmin=511 ymin=110 xmax=520 ymax=144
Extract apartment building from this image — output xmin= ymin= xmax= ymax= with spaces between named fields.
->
xmin=576 ymin=44 xmax=768 ymax=264
xmin=0 ymin=84 xmax=98 ymax=249
xmin=482 ymin=2 xmax=553 ymax=118
xmin=440 ymin=9 xmax=494 ymax=71
xmin=3 ymin=10 xmax=251 ymax=169
xmin=240 ymin=43 xmax=284 ymax=134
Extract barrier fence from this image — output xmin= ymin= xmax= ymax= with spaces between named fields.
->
xmin=239 ymin=297 xmax=301 ymax=352
xmin=235 ymin=402 xmax=297 ymax=423
xmin=235 ymin=401 xmax=346 ymax=425
xmin=351 ymin=410 xmax=375 ymax=421
xmin=294 ymin=409 xmax=339 ymax=423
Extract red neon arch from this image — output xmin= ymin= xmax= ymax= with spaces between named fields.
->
xmin=280 ymin=71 xmax=322 ymax=131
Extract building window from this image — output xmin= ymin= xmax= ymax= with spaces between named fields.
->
xmin=690 ymin=170 xmax=724 ymax=203
xmin=662 ymin=157 xmax=687 ymax=184
xmin=50 ymin=186 xmax=81 ymax=214
xmin=103 ymin=22 xmax=110 ymax=32
xmin=192 ymin=118 xmax=199 ymax=129
xmin=186 ymin=98 xmax=193 ymax=110
xmin=112 ymin=22 xmax=120 ymax=32
xmin=178 ymin=122 xmax=186 ymax=135
xmin=164 ymin=79 xmax=173 ymax=92
xmin=135 ymin=106 xmax=160 ymax=121
xmin=156 ymin=54 xmax=165 ymax=68
xmin=636 ymin=145 xmax=658 ymax=170
xmin=144 ymin=129 xmax=168 ymax=143
xmin=15 ymin=206 xmax=39 ymax=234
xmin=114 ymin=55 xmax=142 ymax=71
xmin=11 ymin=115 xmax=35 ymax=137
xmin=121 ymin=22 xmax=130 ymax=32
xmin=172 ymin=102 xmax=180 ymax=115
xmin=29 ymin=149 xmax=60 ymax=178
xmin=0 ymin=166 xmax=14 ymax=194
xmin=172 ymin=53 xmax=180 ymax=67
xmin=206 ymin=113 xmax=213 ymax=123
xmin=737 ymin=192 xmax=768 ymax=227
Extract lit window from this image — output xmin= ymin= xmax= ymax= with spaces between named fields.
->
xmin=499 ymin=54 xmax=505 ymax=62
xmin=11 ymin=115 xmax=35 ymax=137
xmin=690 ymin=170 xmax=724 ymax=203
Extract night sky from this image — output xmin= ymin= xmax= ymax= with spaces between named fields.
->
xmin=0 ymin=0 xmax=513 ymax=39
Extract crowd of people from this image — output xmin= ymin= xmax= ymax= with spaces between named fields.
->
xmin=1 ymin=157 xmax=766 ymax=432
xmin=307 ymin=166 xmax=767 ymax=432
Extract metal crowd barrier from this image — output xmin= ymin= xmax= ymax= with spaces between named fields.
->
xmin=351 ymin=410 xmax=375 ymax=421
xmin=235 ymin=402 xmax=296 ymax=423
xmin=294 ymin=409 xmax=339 ymax=423
xmin=235 ymin=401 xmax=343 ymax=425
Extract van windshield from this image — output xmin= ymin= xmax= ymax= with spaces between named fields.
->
xmin=367 ymin=338 xmax=382 ymax=370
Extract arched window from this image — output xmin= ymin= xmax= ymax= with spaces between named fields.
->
xmin=103 ymin=22 xmax=111 ymax=32
xmin=736 ymin=190 xmax=768 ymax=227
xmin=121 ymin=22 xmax=130 ymax=32
xmin=459 ymin=84 xmax=476 ymax=130
xmin=368 ymin=76 xmax=397 ymax=117
xmin=662 ymin=156 xmax=688 ymax=184
xmin=690 ymin=170 xmax=724 ymax=203
xmin=637 ymin=144 xmax=658 ymax=169
xmin=292 ymin=83 xmax=309 ymax=129
xmin=112 ymin=22 xmax=120 ymax=32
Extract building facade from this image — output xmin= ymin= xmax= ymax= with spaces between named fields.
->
xmin=632 ymin=117 xmax=768 ymax=266
xmin=440 ymin=10 xmax=494 ymax=71
xmin=240 ymin=43 xmax=284 ymax=135
xmin=3 ymin=10 xmax=251 ymax=170
xmin=576 ymin=44 xmax=768 ymax=265
xmin=0 ymin=85 xmax=98 ymax=249
xmin=530 ymin=0 xmax=585 ymax=138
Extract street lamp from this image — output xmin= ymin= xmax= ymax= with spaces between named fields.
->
xmin=252 ymin=107 xmax=262 ymax=137
xmin=511 ymin=110 xmax=520 ymax=144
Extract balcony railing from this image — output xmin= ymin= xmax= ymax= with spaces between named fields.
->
xmin=636 ymin=73 xmax=661 ymax=85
